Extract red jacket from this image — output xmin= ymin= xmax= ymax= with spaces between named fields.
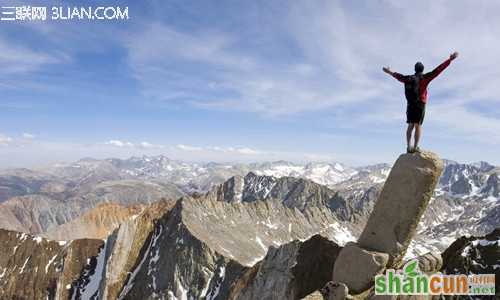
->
xmin=391 ymin=58 xmax=451 ymax=103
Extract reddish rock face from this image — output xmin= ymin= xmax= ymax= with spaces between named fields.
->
xmin=43 ymin=202 xmax=144 ymax=240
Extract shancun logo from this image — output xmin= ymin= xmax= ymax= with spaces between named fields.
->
xmin=375 ymin=260 xmax=495 ymax=295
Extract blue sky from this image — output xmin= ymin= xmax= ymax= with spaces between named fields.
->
xmin=1 ymin=0 xmax=500 ymax=167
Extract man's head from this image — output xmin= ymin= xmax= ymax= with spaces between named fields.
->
xmin=415 ymin=62 xmax=424 ymax=74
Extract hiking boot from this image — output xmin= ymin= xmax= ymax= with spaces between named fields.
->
xmin=413 ymin=146 xmax=421 ymax=153
xmin=407 ymin=146 xmax=414 ymax=153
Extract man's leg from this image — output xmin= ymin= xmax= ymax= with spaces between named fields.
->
xmin=414 ymin=123 xmax=421 ymax=148
xmin=406 ymin=123 xmax=414 ymax=150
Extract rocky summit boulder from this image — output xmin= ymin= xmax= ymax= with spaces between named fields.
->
xmin=323 ymin=151 xmax=443 ymax=299
xmin=332 ymin=242 xmax=389 ymax=294
xmin=358 ymin=151 xmax=443 ymax=267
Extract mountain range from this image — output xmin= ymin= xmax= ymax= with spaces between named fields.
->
xmin=0 ymin=155 xmax=498 ymax=252
xmin=0 ymin=152 xmax=497 ymax=299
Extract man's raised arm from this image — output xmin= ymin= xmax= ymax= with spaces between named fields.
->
xmin=383 ymin=66 xmax=407 ymax=83
xmin=425 ymin=52 xmax=459 ymax=82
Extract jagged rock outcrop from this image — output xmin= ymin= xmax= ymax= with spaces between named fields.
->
xmin=229 ymin=235 xmax=341 ymax=300
xmin=326 ymin=151 xmax=443 ymax=299
xmin=357 ymin=151 xmax=443 ymax=267
xmin=0 ymin=229 xmax=104 ymax=300
xmin=98 ymin=198 xmax=196 ymax=299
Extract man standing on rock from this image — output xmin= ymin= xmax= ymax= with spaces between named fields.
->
xmin=383 ymin=52 xmax=459 ymax=153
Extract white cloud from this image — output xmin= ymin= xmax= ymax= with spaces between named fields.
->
xmin=105 ymin=140 xmax=134 ymax=148
xmin=0 ymin=133 xmax=36 ymax=147
xmin=102 ymin=141 xmax=261 ymax=156
xmin=234 ymin=147 xmax=260 ymax=155
xmin=178 ymin=144 xmax=261 ymax=155
xmin=124 ymin=23 xmax=373 ymax=116
xmin=0 ymin=36 xmax=62 ymax=76
xmin=22 ymin=133 xmax=35 ymax=139
xmin=123 ymin=1 xmax=500 ymax=139
xmin=138 ymin=141 xmax=155 ymax=149
xmin=280 ymin=0 xmax=500 ymax=149
xmin=104 ymin=140 xmax=166 ymax=150
xmin=0 ymin=137 xmax=349 ymax=169
xmin=176 ymin=144 xmax=203 ymax=152
xmin=1 ymin=2 xmax=499 ymax=166
xmin=0 ymin=134 xmax=13 ymax=146
xmin=428 ymin=103 xmax=500 ymax=145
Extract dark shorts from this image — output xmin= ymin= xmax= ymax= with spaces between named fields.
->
xmin=406 ymin=104 xmax=425 ymax=124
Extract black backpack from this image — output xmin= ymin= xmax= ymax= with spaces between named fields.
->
xmin=404 ymin=74 xmax=423 ymax=105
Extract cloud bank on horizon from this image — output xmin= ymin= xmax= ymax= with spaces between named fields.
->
xmin=1 ymin=0 xmax=499 ymax=167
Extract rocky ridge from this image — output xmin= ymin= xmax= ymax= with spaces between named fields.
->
xmin=98 ymin=192 xmax=356 ymax=299
xmin=43 ymin=203 xmax=144 ymax=240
